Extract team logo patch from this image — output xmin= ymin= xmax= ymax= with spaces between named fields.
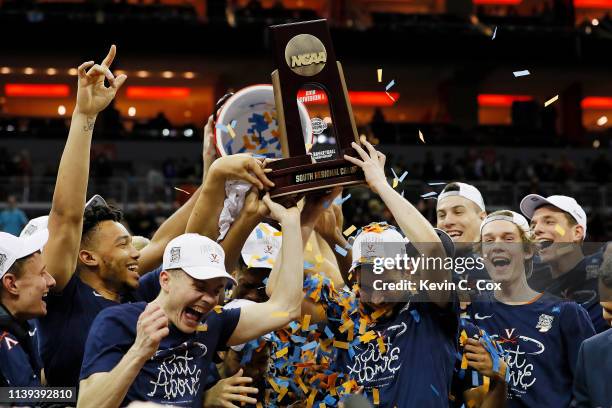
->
xmin=169 ymin=247 xmax=181 ymax=264
xmin=264 ymin=244 xmax=274 ymax=255
xmin=209 ymin=253 xmax=221 ymax=264
xmin=536 ymin=314 xmax=554 ymax=333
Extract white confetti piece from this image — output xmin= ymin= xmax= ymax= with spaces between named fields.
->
xmin=544 ymin=95 xmax=559 ymax=107
xmin=418 ymin=130 xmax=425 ymax=143
xmin=513 ymin=70 xmax=530 ymax=77
xmin=492 ymin=26 xmax=497 ymax=40
xmin=377 ymin=68 xmax=382 ymax=83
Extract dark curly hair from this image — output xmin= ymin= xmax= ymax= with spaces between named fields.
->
xmin=81 ymin=204 xmax=123 ymax=247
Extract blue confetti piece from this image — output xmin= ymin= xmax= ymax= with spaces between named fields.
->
xmin=304 ymin=261 xmax=315 ymax=269
xmin=230 ymin=119 xmax=237 ymax=129
xmin=324 ymin=326 xmax=334 ymax=339
xmin=334 ymin=244 xmax=348 ymax=257
xmin=324 ymin=395 xmax=337 ymax=405
xmin=333 ymin=194 xmax=352 ymax=205
xmin=322 ymin=200 xmax=330 ymax=209
xmin=215 ymin=123 xmax=227 ymax=131
xmin=421 ymin=191 xmax=438 ymax=198
xmin=385 ymin=79 xmax=395 ymax=91
xmin=308 ymin=324 xmax=317 ymax=331
xmin=290 ymin=335 xmax=306 ymax=343
xmin=390 ymin=167 xmax=398 ymax=180
xmin=472 ymin=370 xmax=479 ymax=386
xmin=410 ymin=309 xmax=420 ymax=323
xmin=256 ymin=228 xmax=263 ymax=239
xmin=552 ymin=306 xmax=560 ymax=314
xmin=398 ymin=171 xmax=408 ymax=182
xmin=262 ymin=277 xmax=269 ymax=285
xmin=252 ymin=154 xmax=267 ymax=159
xmin=289 ymin=321 xmax=300 ymax=331
xmin=430 ymin=384 xmax=440 ymax=397
xmin=301 ymin=341 xmax=318 ymax=351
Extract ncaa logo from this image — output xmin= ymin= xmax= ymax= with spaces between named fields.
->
xmin=169 ymin=247 xmax=180 ymax=264
xmin=0 ymin=253 xmax=6 ymax=273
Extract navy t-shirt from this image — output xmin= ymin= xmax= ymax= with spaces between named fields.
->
xmin=0 ymin=319 xmax=42 ymax=387
xmin=331 ymin=300 xmax=458 ymax=408
xmin=529 ymin=253 xmax=607 ymax=333
xmin=80 ymin=302 xmax=240 ymax=407
xmin=466 ymin=292 xmax=595 ymax=408
xmin=38 ymin=268 xmax=162 ymax=387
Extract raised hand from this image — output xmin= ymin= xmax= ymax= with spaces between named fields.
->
xmin=464 ymin=338 xmax=507 ymax=380
xmin=203 ymin=115 xmax=219 ymax=175
xmin=75 ymin=44 xmax=127 ymax=117
xmin=203 ymin=369 xmax=259 ymax=408
xmin=343 ymin=135 xmax=387 ymax=195
xmin=209 ymin=155 xmax=274 ymax=190
xmin=262 ymin=193 xmax=299 ymax=223
xmin=131 ymin=303 xmax=169 ymax=361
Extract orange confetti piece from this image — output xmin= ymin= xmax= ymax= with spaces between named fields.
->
xmin=373 ymin=388 xmax=380 ymax=405
xmin=359 ymin=330 xmax=377 ymax=343
xmin=483 ymin=376 xmax=490 ymax=393
xmin=338 ymin=319 xmax=354 ymax=333
xmin=196 ymin=324 xmax=208 ymax=332
xmin=461 ymin=353 xmax=468 ymax=370
xmin=296 ymin=376 xmax=308 ymax=393
xmin=268 ymin=378 xmax=280 ymax=393
xmin=306 ymin=389 xmax=317 ymax=408
xmin=227 ymin=124 xmax=236 ymax=138
xmin=274 ymin=231 xmax=282 ymax=236
xmin=213 ymin=305 xmax=223 ymax=314
xmin=302 ymin=314 xmax=311 ymax=331
xmin=347 ymin=328 xmax=354 ymax=341
xmin=343 ymin=225 xmax=357 ymax=236
xmin=275 ymin=347 xmax=289 ymax=358
xmin=392 ymin=178 xmax=399 ymax=188
xmin=319 ymin=404 xmax=326 ymax=408
xmin=459 ymin=329 xmax=468 ymax=346
xmin=371 ymin=307 xmax=387 ymax=320
xmin=377 ymin=337 xmax=386 ymax=353
xmin=359 ymin=318 xmax=367 ymax=334
xmin=278 ymin=387 xmax=288 ymax=402
xmin=333 ymin=340 xmax=349 ymax=349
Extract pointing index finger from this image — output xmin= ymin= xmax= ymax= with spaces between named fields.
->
xmin=101 ymin=44 xmax=117 ymax=68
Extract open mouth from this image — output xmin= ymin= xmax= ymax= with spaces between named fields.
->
xmin=183 ymin=305 xmax=207 ymax=326
xmin=491 ymin=256 xmax=511 ymax=267
xmin=538 ymin=240 xmax=554 ymax=249
xmin=127 ymin=264 xmax=139 ymax=274
xmin=447 ymin=230 xmax=463 ymax=239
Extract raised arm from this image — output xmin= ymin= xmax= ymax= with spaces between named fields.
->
xmin=137 ymin=186 xmax=201 ymax=274
xmin=185 ymin=155 xmax=273 ymax=240
xmin=344 ymin=137 xmax=449 ymax=307
xmin=314 ymin=203 xmax=353 ymax=286
xmin=45 ymin=45 xmax=126 ymax=291
xmin=227 ymin=194 xmax=303 ymax=346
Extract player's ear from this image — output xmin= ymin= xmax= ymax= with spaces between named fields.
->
xmin=573 ymin=224 xmax=585 ymax=242
xmin=159 ymin=270 xmax=172 ymax=292
xmin=479 ymin=211 xmax=487 ymax=221
xmin=78 ymin=249 xmax=99 ymax=267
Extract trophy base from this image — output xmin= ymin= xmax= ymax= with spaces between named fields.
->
xmin=267 ymin=156 xmax=365 ymax=199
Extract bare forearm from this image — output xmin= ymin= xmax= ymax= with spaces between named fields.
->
xmin=268 ymin=216 xmax=302 ymax=316
xmin=77 ymin=349 xmax=146 ymax=408
xmin=185 ymin=172 xmax=225 ymax=239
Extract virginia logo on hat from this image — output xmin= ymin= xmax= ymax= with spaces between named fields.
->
xmin=209 ymin=253 xmax=221 ymax=264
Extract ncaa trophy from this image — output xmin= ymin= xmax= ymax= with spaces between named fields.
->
xmin=266 ymin=19 xmax=365 ymax=198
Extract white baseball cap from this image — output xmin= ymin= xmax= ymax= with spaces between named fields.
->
xmin=480 ymin=211 xmax=531 ymax=237
xmin=520 ymin=194 xmax=587 ymax=234
xmin=438 ymin=182 xmax=486 ymax=212
xmin=350 ymin=223 xmax=407 ymax=271
xmin=163 ymin=233 xmax=237 ymax=285
xmin=19 ymin=195 xmax=107 ymax=238
xmin=20 ymin=216 xmax=49 ymax=237
xmin=0 ymin=230 xmax=49 ymax=279
xmin=240 ymin=223 xmax=282 ymax=269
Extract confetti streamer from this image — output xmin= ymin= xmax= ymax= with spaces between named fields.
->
xmin=428 ymin=182 xmax=446 ymax=186
xmin=390 ymin=167 xmax=399 ymax=180
xmin=373 ymin=388 xmax=380 ymax=405
xmin=343 ymin=225 xmax=357 ymax=236
xmin=333 ymin=194 xmax=352 ymax=205
xmin=492 ymin=26 xmax=497 ymax=39
xmin=555 ymin=224 xmax=566 ymax=236
xmin=430 ymin=384 xmax=440 ymax=397
xmin=385 ymin=80 xmax=395 ymax=91
xmin=278 ymin=387 xmax=288 ymax=402
xmin=385 ymin=92 xmax=396 ymax=102
xmin=174 ymin=187 xmax=191 ymax=195
xmin=302 ymin=315 xmax=312 ymax=331
xmin=398 ymin=171 xmax=408 ymax=182
xmin=333 ymin=340 xmax=349 ymax=349
xmin=513 ymin=70 xmax=530 ymax=77
xmin=334 ymin=244 xmax=348 ymax=257
xmin=421 ymin=192 xmax=438 ymax=198
xmin=544 ymin=95 xmax=559 ymax=107
xmin=418 ymin=129 xmax=425 ymax=143
xmin=377 ymin=68 xmax=382 ymax=83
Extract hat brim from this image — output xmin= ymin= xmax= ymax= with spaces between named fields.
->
xmin=240 ymin=253 xmax=274 ymax=270
xmin=519 ymin=194 xmax=550 ymax=219
xmin=17 ymin=230 xmax=48 ymax=259
xmin=182 ymin=266 xmax=237 ymax=286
